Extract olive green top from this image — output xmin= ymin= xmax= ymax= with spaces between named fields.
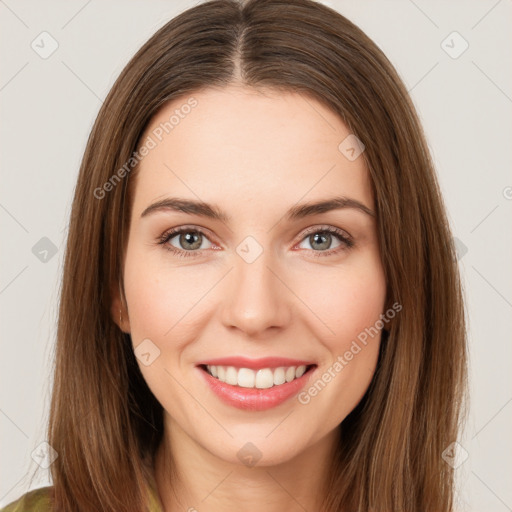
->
xmin=0 ymin=473 xmax=164 ymax=511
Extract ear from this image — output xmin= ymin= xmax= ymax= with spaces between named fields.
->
xmin=110 ymin=281 xmax=131 ymax=333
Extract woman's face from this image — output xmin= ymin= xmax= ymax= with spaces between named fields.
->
xmin=118 ymin=85 xmax=386 ymax=466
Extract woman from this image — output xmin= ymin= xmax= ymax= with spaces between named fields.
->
xmin=2 ymin=0 xmax=467 ymax=510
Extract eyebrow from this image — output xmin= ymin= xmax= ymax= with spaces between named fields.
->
xmin=140 ymin=196 xmax=375 ymax=221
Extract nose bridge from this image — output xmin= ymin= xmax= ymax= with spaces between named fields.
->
xmin=220 ymin=239 xmax=291 ymax=336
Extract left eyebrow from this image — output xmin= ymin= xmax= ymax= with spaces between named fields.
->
xmin=140 ymin=195 xmax=375 ymax=222
xmin=285 ymin=196 xmax=375 ymax=220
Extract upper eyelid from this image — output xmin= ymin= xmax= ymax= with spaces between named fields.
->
xmin=300 ymin=224 xmax=351 ymax=238
xmin=162 ymin=224 xmax=215 ymax=240
xmin=162 ymin=224 xmax=352 ymax=247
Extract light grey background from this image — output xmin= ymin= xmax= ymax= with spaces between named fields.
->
xmin=1 ymin=0 xmax=511 ymax=510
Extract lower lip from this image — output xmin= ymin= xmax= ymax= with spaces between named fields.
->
xmin=197 ymin=366 xmax=315 ymax=411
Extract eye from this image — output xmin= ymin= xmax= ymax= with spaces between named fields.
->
xmin=157 ymin=225 xmax=354 ymax=259
xmin=296 ymin=226 xmax=354 ymax=257
xmin=157 ymin=227 xmax=214 ymax=258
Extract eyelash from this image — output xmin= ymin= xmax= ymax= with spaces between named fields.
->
xmin=157 ymin=225 xmax=354 ymax=259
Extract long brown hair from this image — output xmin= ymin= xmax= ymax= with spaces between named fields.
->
xmin=39 ymin=0 xmax=469 ymax=510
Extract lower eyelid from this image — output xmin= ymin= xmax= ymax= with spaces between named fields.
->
xmin=159 ymin=227 xmax=353 ymax=255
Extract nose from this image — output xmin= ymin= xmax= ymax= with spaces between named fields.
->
xmin=220 ymin=248 xmax=292 ymax=338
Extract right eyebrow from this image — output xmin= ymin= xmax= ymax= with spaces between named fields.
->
xmin=140 ymin=198 xmax=229 ymax=222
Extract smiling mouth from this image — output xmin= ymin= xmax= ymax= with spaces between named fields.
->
xmin=199 ymin=364 xmax=316 ymax=389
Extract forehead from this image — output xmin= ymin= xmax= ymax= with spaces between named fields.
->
xmin=132 ymin=85 xmax=372 ymax=217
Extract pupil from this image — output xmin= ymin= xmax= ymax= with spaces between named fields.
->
xmin=312 ymin=232 xmax=330 ymax=250
xmin=181 ymin=232 xmax=201 ymax=250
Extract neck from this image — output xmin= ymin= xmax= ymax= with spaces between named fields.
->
xmin=153 ymin=416 xmax=339 ymax=512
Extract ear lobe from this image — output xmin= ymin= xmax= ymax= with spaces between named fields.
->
xmin=110 ymin=283 xmax=131 ymax=333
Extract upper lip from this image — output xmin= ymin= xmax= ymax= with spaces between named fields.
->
xmin=196 ymin=356 xmax=316 ymax=370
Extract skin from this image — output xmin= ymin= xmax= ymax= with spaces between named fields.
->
xmin=112 ymin=84 xmax=387 ymax=511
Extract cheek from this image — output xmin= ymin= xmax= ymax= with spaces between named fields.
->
xmin=123 ymin=248 xmax=209 ymax=343
xmin=294 ymin=255 xmax=386 ymax=413
xmin=296 ymin=254 xmax=386 ymax=350
xmin=293 ymin=272 xmax=385 ymax=420
xmin=122 ymin=252 xmax=205 ymax=408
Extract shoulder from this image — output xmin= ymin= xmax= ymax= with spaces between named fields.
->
xmin=0 ymin=486 xmax=53 ymax=512
xmin=1 ymin=479 xmax=162 ymax=511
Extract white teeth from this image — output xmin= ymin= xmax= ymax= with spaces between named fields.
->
xmin=285 ymin=366 xmax=296 ymax=382
xmin=296 ymin=365 xmax=306 ymax=378
xmin=205 ymin=364 xmax=310 ymax=389
xmin=273 ymin=367 xmax=286 ymax=385
xmin=237 ymin=368 xmax=255 ymax=388
xmin=255 ymin=369 xmax=274 ymax=389
xmin=225 ymin=366 xmax=238 ymax=385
